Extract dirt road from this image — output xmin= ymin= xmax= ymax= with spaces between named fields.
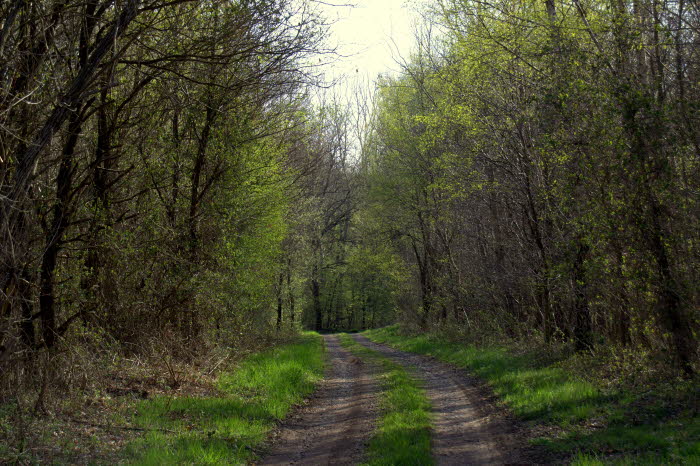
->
xmin=351 ymin=334 xmax=528 ymax=465
xmin=262 ymin=333 xmax=531 ymax=465
xmin=260 ymin=334 xmax=380 ymax=465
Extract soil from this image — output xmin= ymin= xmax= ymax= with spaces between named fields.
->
xmin=259 ymin=334 xmax=381 ymax=465
xmin=351 ymin=334 xmax=541 ymax=465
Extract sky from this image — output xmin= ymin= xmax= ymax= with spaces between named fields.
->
xmin=314 ymin=0 xmax=426 ymax=86
xmin=305 ymin=0 xmax=428 ymax=161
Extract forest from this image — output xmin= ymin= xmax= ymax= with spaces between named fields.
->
xmin=0 ymin=0 xmax=698 ymax=463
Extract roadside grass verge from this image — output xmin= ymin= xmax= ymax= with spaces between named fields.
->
xmin=338 ymin=333 xmax=432 ymax=466
xmin=364 ymin=325 xmax=699 ymax=464
xmin=124 ymin=332 xmax=325 ymax=465
xmin=364 ymin=326 xmax=600 ymax=424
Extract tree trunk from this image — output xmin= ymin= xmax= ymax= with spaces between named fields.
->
xmin=286 ymin=259 xmax=294 ymax=326
xmin=17 ymin=266 xmax=35 ymax=348
xmin=312 ymin=273 xmax=322 ymax=331
xmin=276 ymin=272 xmax=284 ymax=330
xmin=572 ymin=239 xmax=592 ymax=351
xmin=647 ymin=196 xmax=695 ymax=375
xmin=185 ymin=105 xmax=216 ymax=338
xmin=39 ymin=112 xmax=81 ymax=348
xmin=361 ymin=291 xmax=366 ymax=329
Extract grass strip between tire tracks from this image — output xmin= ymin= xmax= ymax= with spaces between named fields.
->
xmin=124 ymin=332 xmax=325 ymax=465
xmin=364 ymin=325 xmax=700 ymax=465
xmin=338 ymin=333 xmax=433 ymax=466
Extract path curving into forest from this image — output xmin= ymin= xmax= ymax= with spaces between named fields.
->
xmin=351 ymin=334 xmax=528 ymax=466
xmin=260 ymin=334 xmax=380 ymax=465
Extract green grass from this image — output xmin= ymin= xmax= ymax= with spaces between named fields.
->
xmin=563 ymin=414 xmax=700 ymax=465
xmin=364 ymin=326 xmax=600 ymax=424
xmin=364 ymin=325 xmax=700 ymax=465
xmin=124 ymin=332 xmax=325 ymax=465
xmin=338 ymin=333 xmax=433 ymax=466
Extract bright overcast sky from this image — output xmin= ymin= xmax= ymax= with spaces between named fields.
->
xmin=314 ymin=0 xmax=427 ymax=84
xmin=306 ymin=0 xmax=429 ymax=161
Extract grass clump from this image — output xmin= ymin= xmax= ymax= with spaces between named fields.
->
xmin=125 ymin=332 xmax=325 ymax=465
xmin=364 ymin=325 xmax=700 ymax=464
xmin=338 ymin=333 xmax=432 ymax=466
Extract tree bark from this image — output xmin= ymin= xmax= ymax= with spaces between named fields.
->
xmin=276 ymin=271 xmax=284 ymax=330
xmin=39 ymin=112 xmax=82 ymax=348
xmin=287 ymin=259 xmax=295 ymax=326
xmin=572 ymin=239 xmax=592 ymax=351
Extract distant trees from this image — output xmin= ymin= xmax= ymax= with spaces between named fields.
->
xmin=359 ymin=0 xmax=699 ymax=374
xmin=279 ymin=97 xmax=402 ymax=332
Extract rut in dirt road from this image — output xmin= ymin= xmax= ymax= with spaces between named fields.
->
xmin=351 ymin=334 xmax=526 ymax=466
xmin=260 ymin=334 xmax=380 ymax=466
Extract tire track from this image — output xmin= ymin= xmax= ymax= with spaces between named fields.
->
xmin=351 ymin=334 xmax=526 ymax=465
xmin=260 ymin=334 xmax=379 ymax=465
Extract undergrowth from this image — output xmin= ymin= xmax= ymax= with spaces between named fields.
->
xmin=0 ymin=326 xmax=311 ymax=464
xmin=338 ymin=333 xmax=432 ymax=466
xmin=125 ymin=331 xmax=325 ymax=464
xmin=364 ymin=325 xmax=699 ymax=465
